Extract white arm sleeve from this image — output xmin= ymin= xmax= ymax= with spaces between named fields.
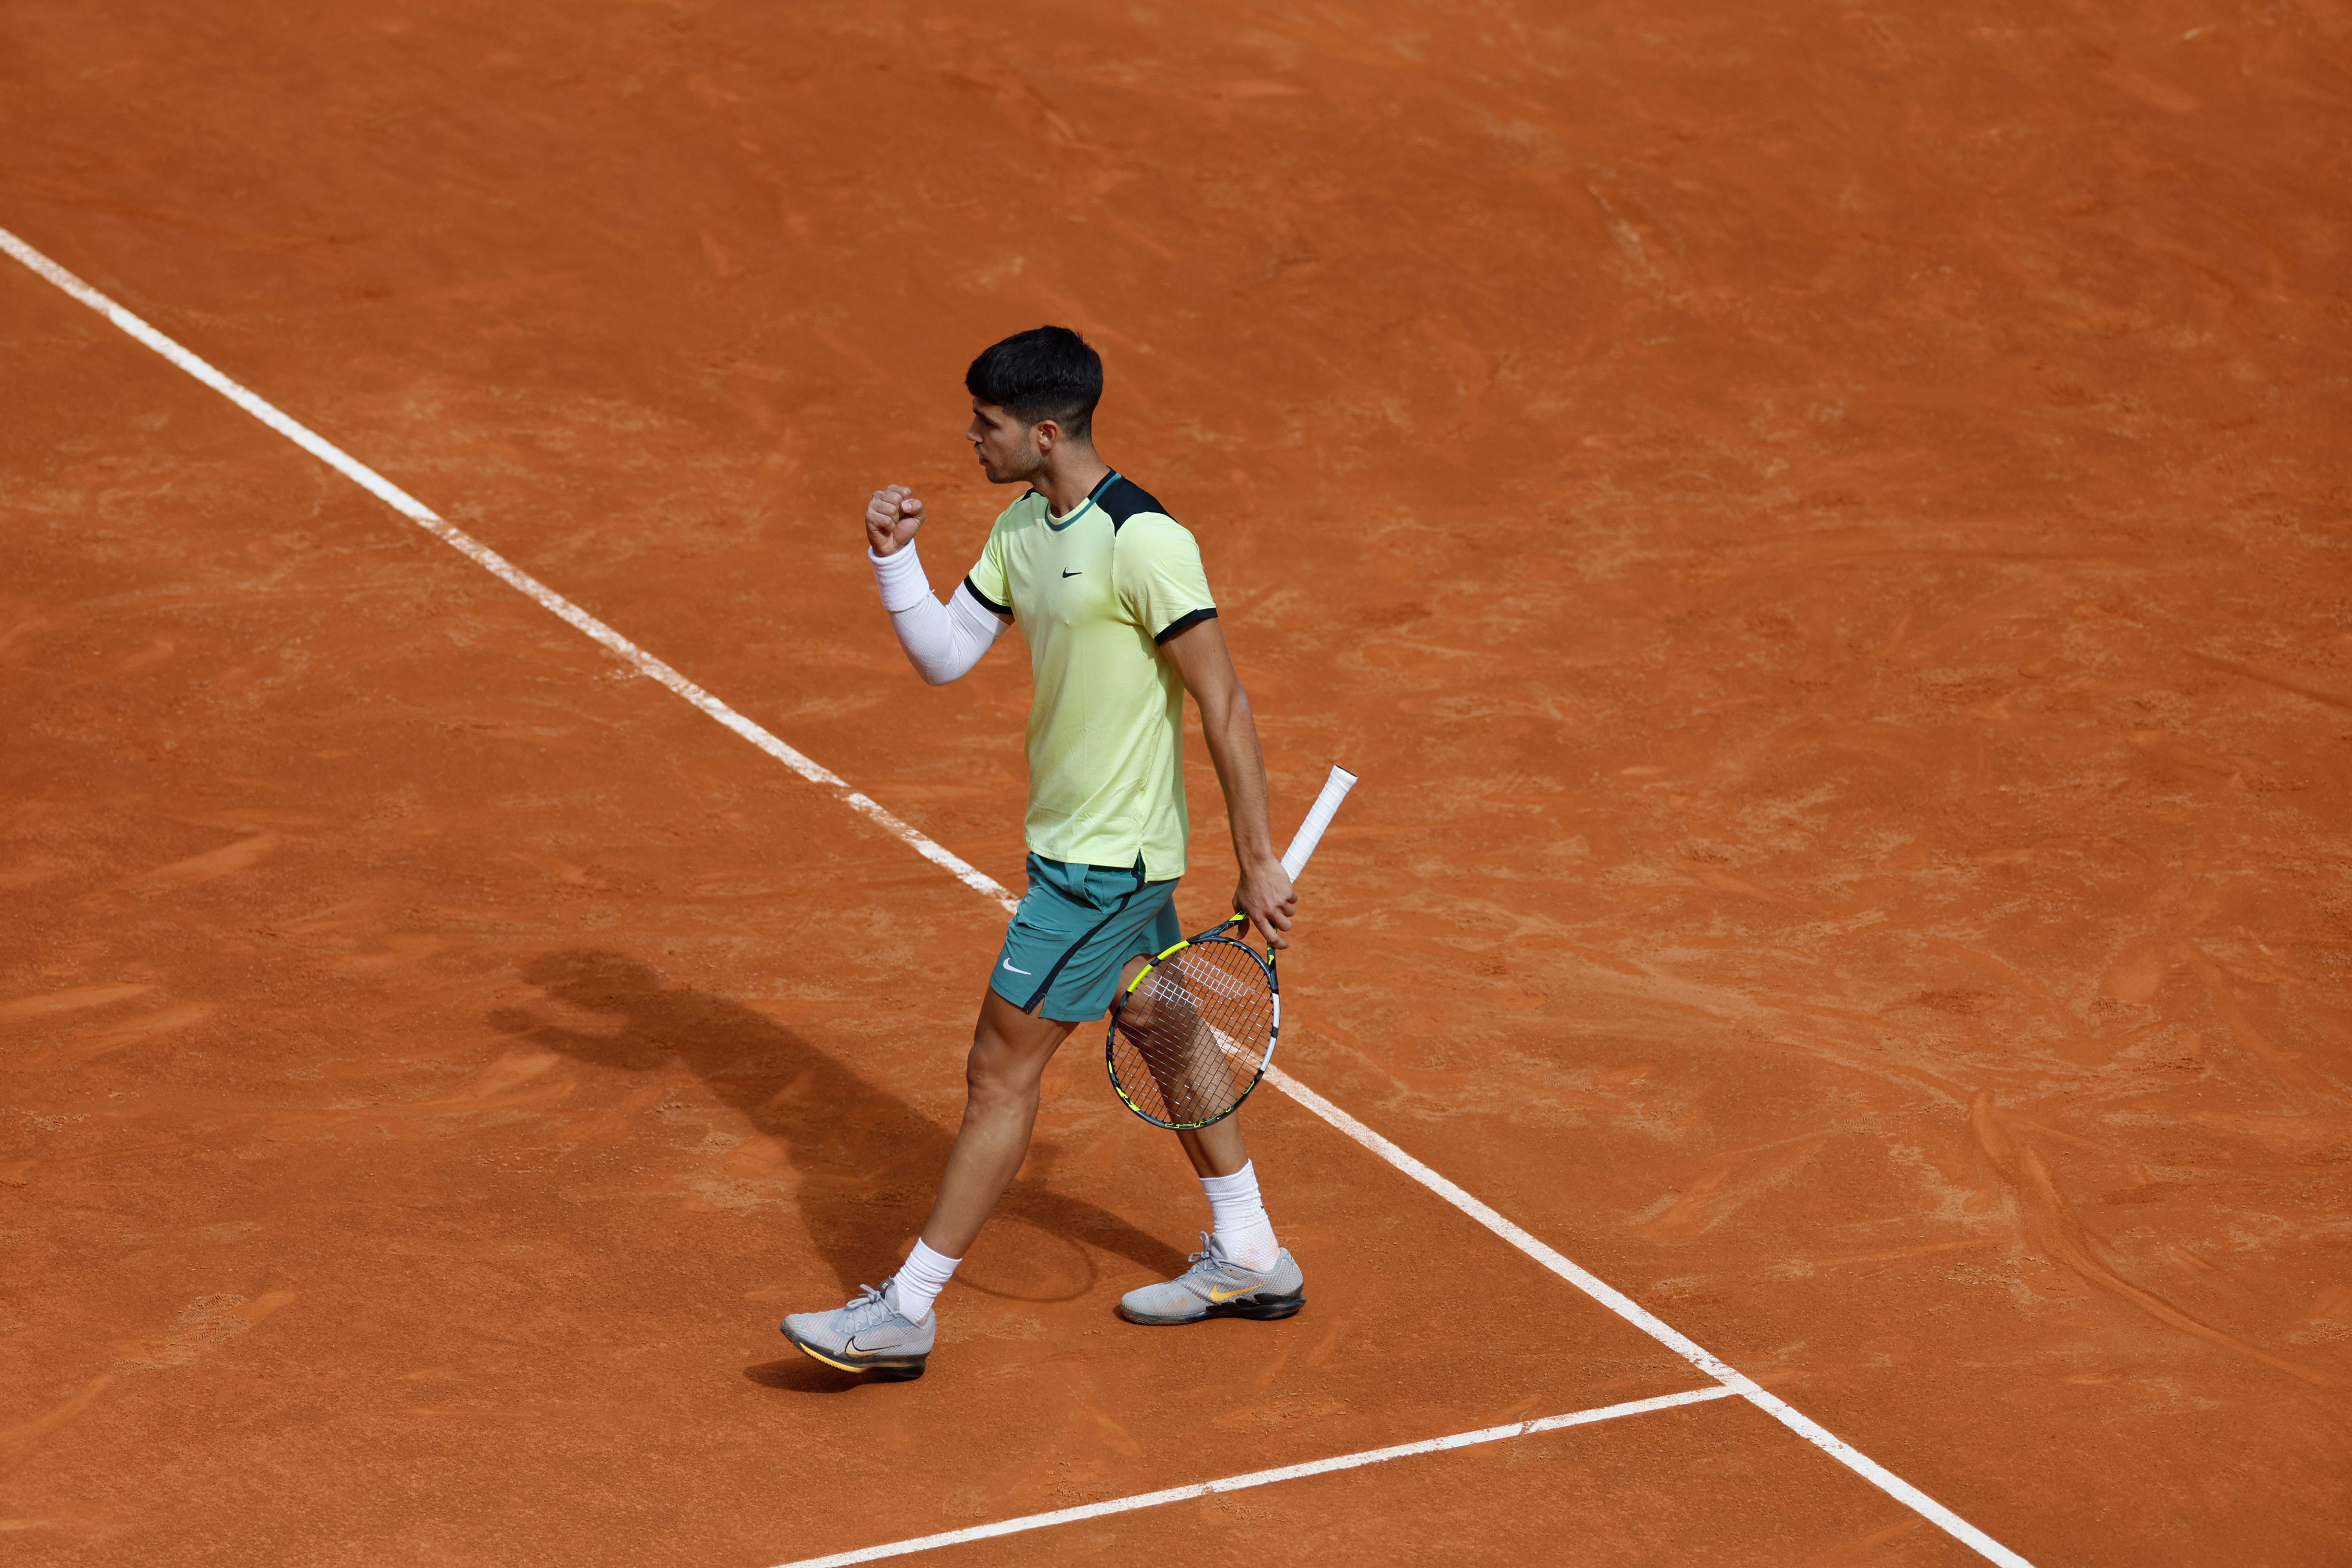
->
xmin=869 ymin=543 xmax=1007 ymax=686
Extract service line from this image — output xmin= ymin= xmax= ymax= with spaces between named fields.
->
xmin=769 ymin=1387 xmax=1742 ymax=1568
xmin=0 ymin=225 xmax=2036 ymax=1568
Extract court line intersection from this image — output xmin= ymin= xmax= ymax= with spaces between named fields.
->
xmin=2 ymin=224 xmax=2037 ymax=1568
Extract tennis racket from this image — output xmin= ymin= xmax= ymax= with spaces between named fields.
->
xmin=1107 ymin=764 xmax=1357 ymax=1129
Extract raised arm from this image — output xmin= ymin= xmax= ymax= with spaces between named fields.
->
xmin=864 ymin=484 xmax=1009 ymax=686
xmin=1158 ymin=618 xmax=1296 ymax=948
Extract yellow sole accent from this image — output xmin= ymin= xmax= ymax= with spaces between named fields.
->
xmin=793 ymin=1342 xmax=864 ymax=1374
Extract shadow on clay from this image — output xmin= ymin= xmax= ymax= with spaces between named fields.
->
xmin=496 ymin=950 xmax=1187 ymax=1311
xmin=740 ymin=1357 xmax=868 ymax=1395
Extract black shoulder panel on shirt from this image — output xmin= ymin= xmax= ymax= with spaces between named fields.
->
xmin=1100 ymin=476 xmax=1171 ymax=532
xmin=962 ymin=575 xmax=1011 ymax=617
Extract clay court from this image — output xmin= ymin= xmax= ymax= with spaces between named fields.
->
xmin=5 ymin=1 xmax=2351 ymax=1563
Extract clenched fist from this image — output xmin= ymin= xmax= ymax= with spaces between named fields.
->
xmin=866 ymin=485 xmax=925 ymax=557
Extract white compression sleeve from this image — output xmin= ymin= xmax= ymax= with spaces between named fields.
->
xmin=869 ymin=543 xmax=1005 ymax=685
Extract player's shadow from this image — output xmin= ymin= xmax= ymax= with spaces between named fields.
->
xmin=494 ymin=949 xmax=1185 ymax=1308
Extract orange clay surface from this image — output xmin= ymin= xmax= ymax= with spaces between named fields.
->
xmin=5 ymin=2 xmax=2352 ymax=1564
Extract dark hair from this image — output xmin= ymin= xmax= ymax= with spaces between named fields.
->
xmin=965 ymin=326 xmax=1102 ymax=440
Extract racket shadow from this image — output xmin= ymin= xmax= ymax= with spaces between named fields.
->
xmin=497 ymin=949 xmax=1187 ymax=1299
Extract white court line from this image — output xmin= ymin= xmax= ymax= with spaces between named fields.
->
xmin=0 ymin=227 xmax=1015 ymax=916
xmin=1263 ymin=1068 xmax=2035 ymax=1565
xmin=767 ymin=1386 xmax=1740 ymax=1568
xmin=0 ymin=225 xmax=2035 ymax=1568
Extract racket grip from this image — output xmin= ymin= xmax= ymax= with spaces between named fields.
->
xmin=1279 ymin=764 xmax=1358 ymax=882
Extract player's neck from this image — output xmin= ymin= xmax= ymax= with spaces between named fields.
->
xmin=1034 ymin=448 xmax=1111 ymax=517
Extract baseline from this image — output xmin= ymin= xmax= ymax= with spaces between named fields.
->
xmin=0 ymin=225 xmax=2035 ymax=1568
xmin=768 ymin=1387 xmax=1742 ymax=1568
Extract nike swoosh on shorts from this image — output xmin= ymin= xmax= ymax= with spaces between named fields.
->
xmin=1002 ymin=960 xmax=1032 ymax=975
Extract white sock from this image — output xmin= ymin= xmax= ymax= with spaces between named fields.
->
xmin=1200 ymin=1161 xmax=1279 ymax=1271
xmin=889 ymin=1239 xmax=960 ymax=1323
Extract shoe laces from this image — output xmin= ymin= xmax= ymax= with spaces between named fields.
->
xmin=1178 ymin=1232 xmax=1230 ymax=1279
xmin=838 ymin=1283 xmax=897 ymax=1330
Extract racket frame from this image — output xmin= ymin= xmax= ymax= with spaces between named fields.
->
xmin=1107 ymin=918 xmax=1280 ymax=1130
xmin=1103 ymin=763 xmax=1352 ymax=1129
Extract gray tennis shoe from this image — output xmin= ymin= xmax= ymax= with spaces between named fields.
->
xmin=1117 ymin=1233 xmax=1306 ymax=1325
xmin=780 ymin=1279 xmax=934 ymax=1379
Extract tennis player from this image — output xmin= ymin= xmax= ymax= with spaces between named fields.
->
xmin=780 ymin=327 xmax=1305 ymax=1379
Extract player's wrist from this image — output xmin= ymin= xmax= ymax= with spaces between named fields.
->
xmin=869 ymin=541 xmax=932 ymax=612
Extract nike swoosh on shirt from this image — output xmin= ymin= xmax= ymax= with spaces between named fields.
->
xmin=1062 ymin=569 xmax=1082 ymax=577
xmin=1002 ymin=960 xmax=1033 ymax=975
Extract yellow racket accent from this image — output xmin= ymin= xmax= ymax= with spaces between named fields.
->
xmin=1122 ymin=937 xmax=1194 ymax=995
xmin=1104 ymin=762 xmax=1356 ymax=1128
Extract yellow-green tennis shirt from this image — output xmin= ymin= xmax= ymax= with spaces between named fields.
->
xmin=963 ymin=472 xmax=1217 ymax=882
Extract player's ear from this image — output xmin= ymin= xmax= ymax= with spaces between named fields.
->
xmin=1031 ymin=417 xmax=1060 ymax=456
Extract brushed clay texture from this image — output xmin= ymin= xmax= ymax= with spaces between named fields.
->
xmin=3 ymin=2 xmax=2350 ymax=1565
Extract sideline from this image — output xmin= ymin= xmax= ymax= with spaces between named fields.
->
xmin=768 ymin=1387 xmax=1741 ymax=1566
xmin=0 ymin=230 xmax=1013 ymax=915
xmin=1 ymin=225 xmax=2035 ymax=1568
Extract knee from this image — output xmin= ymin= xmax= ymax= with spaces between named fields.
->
xmin=963 ymin=1035 xmax=1036 ymax=1108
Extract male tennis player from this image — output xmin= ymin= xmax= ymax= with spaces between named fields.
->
xmin=780 ymin=326 xmax=1304 ymax=1379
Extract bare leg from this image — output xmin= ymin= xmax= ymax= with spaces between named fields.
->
xmin=1175 ymin=1113 xmax=1249 ymax=1179
xmin=916 ymin=987 xmax=1080 ymax=1259
xmin=1108 ymin=953 xmax=1253 ymax=1179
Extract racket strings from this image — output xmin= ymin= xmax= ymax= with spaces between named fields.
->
xmin=1109 ymin=940 xmax=1274 ymax=1126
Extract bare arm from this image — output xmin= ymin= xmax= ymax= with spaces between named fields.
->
xmin=1157 ymin=618 xmax=1296 ymax=949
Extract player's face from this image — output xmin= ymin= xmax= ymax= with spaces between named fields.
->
xmin=967 ymin=400 xmax=1047 ymax=485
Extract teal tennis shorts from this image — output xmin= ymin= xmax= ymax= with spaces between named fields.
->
xmin=993 ymin=853 xmax=1183 ymax=1022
